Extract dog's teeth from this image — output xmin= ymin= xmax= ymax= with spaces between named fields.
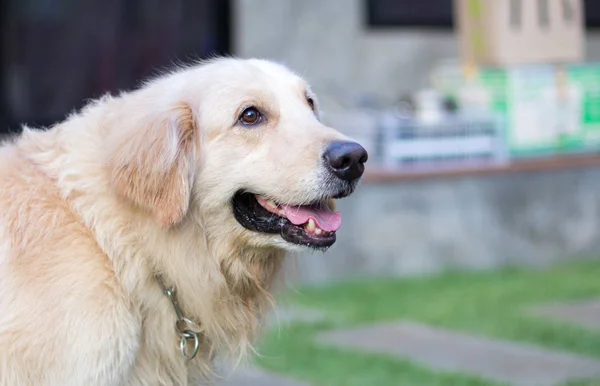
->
xmin=306 ymin=219 xmax=316 ymax=232
xmin=315 ymin=228 xmax=322 ymax=235
xmin=267 ymin=200 xmax=277 ymax=209
xmin=278 ymin=209 xmax=286 ymax=216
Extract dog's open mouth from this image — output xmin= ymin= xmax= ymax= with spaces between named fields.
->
xmin=232 ymin=192 xmax=341 ymax=249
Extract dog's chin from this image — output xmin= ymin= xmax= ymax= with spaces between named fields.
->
xmin=250 ymin=234 xmax=329 ymax=254
xmin=231 ymin=191 xmax=349 ymax=251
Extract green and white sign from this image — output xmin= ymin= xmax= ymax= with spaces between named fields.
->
xmin=434 ymin=63 xmax=600 ymax=157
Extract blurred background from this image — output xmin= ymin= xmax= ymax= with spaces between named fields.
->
xmin=3 ymin=1 xmax=600 ymax=385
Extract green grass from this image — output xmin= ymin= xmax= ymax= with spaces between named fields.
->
xmin=255 ymin=260 xmax=600 ymax=386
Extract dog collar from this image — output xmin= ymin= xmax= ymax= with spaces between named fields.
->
xmin=156 ymin=275 xmax=202 ymax=360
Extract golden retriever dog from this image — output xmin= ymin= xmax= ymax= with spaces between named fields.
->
xmin=0 ymin=58 xmax=367 ymax=385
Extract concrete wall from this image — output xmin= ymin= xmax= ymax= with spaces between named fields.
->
xmin=233 ymin=0 xmax=600 ymax=113
xmin=287 ymin=166 xmax=600 ymax=285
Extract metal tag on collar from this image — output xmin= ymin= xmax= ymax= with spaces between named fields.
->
xmin=158 ymin=279 xmax=201 ymax=361
xmin=176 ymin=318 xmax=201 ymax=360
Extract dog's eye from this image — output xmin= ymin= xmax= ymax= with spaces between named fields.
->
xmin=307 ymin=97 xmax=315 ymax=111
xmin=239 ymin=107 xmax=262 ymax=126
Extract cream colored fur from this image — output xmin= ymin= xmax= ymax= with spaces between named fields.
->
xmin=0 ymin=58 xmax=352 ymax=385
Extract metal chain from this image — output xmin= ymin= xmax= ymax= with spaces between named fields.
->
xmin=156 ymin=276 xmax=201 ymax=361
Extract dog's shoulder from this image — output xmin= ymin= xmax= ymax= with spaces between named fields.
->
xmin=0 ymin=132 xmax=141 ymax=385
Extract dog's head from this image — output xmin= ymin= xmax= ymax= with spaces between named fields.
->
xmin=107 ymin=58 xmax=367 ymax=252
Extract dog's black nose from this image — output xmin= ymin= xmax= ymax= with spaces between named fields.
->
xmin=323 ymin=141 xmax=368 ymax=182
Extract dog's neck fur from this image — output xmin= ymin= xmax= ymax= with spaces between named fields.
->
xmin=139 ymin=223 xmax=285 ymax=376
xmin=142 ymin=218 xmax=286 ymax=357
xmin=17 ymin=104 xmax=287 ymax=380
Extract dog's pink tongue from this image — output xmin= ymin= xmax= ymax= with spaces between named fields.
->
xmin=283 ymin=204 xmax=342 ymax=232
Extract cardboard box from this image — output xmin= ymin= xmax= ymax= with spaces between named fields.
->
xmin=455 ymin=0 xmax=585 ymax=66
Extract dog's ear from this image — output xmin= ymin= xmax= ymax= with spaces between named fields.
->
xmin=107 ymin=102 xmax=197 ymax=228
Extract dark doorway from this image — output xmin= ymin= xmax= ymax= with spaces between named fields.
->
xmin=0 ymin=0 xmax=231 ymax=133
xmin=366 ymin=0 xmax=600 ymax=29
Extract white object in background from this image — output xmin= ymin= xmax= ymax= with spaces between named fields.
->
xmin=457 ymin=81 xmax=492 ymax=114
xmin=554 ymin=84 xmax=582 ymax=136
xmin=508 ymin=66 xmax=556 ymax=147
xmin=387 ymin=136 xmax=496 ymax=159
xmin=508 ymin=66 xmax=582 ymax=148
xmin=380 ymin=111 xmax=403 ymax=168
xmin=414 ymin=89 xmax=445 ymax=124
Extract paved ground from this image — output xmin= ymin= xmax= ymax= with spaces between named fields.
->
xmin=318 ymin=321 xmax=600 ymax=386
xmin=529 ymin=298 xmax=600 ymax=331
xmin=216 ymin=366 xmax=308 ymax=386
xmin=215 ymin=299 xmax=600 ymax=385
xmin=265 ymin=306 xmax=327 ymax=327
